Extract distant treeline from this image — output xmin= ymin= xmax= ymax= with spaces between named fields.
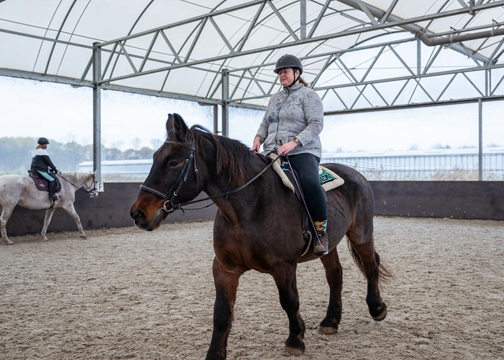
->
xmin=0 ymin=137 xmax=154 ymax=175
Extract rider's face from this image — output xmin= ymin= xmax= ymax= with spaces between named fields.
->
xmin=278 ymin=68 xmax=299 ymax=87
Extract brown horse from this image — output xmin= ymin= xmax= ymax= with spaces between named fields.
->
xmin=130 ymin=113 xmax=389 ymax=359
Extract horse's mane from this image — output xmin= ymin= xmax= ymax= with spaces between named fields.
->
xmin=191 ymin=125 xmax=259 ymax=187
xmin=62 ymin=172 xmax=92 ymax=181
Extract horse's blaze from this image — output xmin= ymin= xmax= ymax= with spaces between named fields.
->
xmin=131 ymin=195 xmax=165 ymax=230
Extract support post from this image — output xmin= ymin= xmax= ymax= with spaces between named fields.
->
xmin=417 ymin=39 xmax=421 ymax=75
xmin=300 ymin=0 xmax=307 ymax=40
xmin=221 ymin=68 xmax=229 ymax=137
xmin=213 ymin=104 xmax=219 ymax=134
xmin=478 ymin=98 xmax=483 ymax=181
xmin=92 ymin=42 xmax=102 ymax=182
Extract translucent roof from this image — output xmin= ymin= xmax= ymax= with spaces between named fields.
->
xmin=2 ymin=0 xmax=504 ymax=111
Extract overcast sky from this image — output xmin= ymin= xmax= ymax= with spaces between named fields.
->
xmin=0 ymin=75 xmax=502 ymax=154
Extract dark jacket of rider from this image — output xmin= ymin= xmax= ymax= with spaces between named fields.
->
xmin=31 ymin=148 xmax=58 ymax=173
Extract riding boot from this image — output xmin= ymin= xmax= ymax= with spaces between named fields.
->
xmin=48 ymin=181 xmax=59 ymax=201
xmin=314 ymin=230 xmax=329 ymax=256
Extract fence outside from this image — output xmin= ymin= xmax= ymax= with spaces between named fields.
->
xmin=322 ymin=148 xmax=504 ymax=180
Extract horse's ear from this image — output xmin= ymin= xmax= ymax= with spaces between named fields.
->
xmin=166 ymin=113 xmax=190 ymax=143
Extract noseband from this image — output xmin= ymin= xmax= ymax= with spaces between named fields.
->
xmin=140 ymin=140 xmax=199 ymax=213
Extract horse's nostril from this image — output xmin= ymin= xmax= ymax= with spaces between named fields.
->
xmin=131 ymin=209 xmax=146 ymax=221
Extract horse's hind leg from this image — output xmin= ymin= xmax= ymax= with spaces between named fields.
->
xmin=41 ymin=208 xmax=56 ymax=241
xmin=206 ymin=257 xmax=243 ymax=360
xmin=271 ymin=261 xmax=305 ymax=355
xmin=319 ymin=247 xmax=343 ymax=334
xmin=0 ymin=206 xmax=14 ymax=245
xmin=347 ymin=227 xmax=387 ymax=321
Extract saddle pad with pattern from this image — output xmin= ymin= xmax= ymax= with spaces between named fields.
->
xmin=30 ymin=175 xmax=61 ymax=193
xmin=268 ymin=154 xmax=344 ymax=193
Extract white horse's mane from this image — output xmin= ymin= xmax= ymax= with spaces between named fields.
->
xmin=62 ymin=171 xmax=92 ymax=181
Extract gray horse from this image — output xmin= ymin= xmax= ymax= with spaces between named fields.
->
xmin=0 ymin=171 xmax=98 ymax=245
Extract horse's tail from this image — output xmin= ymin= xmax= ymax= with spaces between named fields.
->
xmin=347 ymin=240 xmax=393 ymax=282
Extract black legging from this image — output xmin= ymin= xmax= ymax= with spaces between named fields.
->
xmin=288 ymin=153 xmax=327 ymax=221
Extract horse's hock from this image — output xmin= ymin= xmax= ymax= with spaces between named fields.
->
xmin=1 ymin=217 xmax=503 ymax=359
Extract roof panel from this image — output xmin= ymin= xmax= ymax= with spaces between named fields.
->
xmin=2 ymin=0 xmax=504 ymax=110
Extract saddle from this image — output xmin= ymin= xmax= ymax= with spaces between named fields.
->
xmin=268 ymin=154 xmax=344 ymax=256
xmin=28 ymin=170 xmax=61 ymax=193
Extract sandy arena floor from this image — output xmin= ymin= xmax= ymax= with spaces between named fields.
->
xmin=1 ymin=216 xmax=503 ymax=359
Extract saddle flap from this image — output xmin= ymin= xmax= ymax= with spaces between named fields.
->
xmin=29 ymin=173 xmax=62 ymax=192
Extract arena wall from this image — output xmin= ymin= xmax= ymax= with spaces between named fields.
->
xmin=4 ymin=181 xmax=503 ymax=237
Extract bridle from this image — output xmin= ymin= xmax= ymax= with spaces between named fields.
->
xmin=140 ymin=140 xmax=199 ymax=213
xmin=139 ymin=138 xmax=280 ymax=214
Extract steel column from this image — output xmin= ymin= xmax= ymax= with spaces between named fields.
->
xmin=213 ymin=104 xmax=219 ymax=134
xmin=478 ymin=99 xmax=483 ymax=181
xmin=417 ymin=40 xmax=421 ymax=75
xmin=221 ymin=69 xmax=230 ymax=137
xmin=92 ymin=42 xmax=102 ymax=182
xmin=300 ymin=0 xmax=306 ymax=40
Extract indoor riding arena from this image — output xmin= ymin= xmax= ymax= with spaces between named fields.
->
xmin=1 ymin=1 xmax=504 ymax=360
xmin=1 ymin=183 xmax=503 ymax=359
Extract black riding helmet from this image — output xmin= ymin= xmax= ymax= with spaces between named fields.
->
xmin=274 ymin=54 xmax=303 ymax=87
xmin=37 ymin=137 xmax=50 ymax=145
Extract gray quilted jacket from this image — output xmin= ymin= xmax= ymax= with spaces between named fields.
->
xmin=255 ymin=84 xmax=323 ymax=158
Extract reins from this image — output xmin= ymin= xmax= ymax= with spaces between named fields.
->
xmin=58 ymin=173 xmax=98 ymax=195
xmin=139 ymin=139 xmax=281 ymax=214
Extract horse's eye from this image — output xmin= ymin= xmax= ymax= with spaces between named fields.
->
xmin=168 ymin=161 xmax=179 ymax=168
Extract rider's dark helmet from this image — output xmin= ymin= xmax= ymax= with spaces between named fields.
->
xmin=37 ymin=137 xmax=50 ymax=145
xmin=274 ymin=54 xmax=303 ymax=75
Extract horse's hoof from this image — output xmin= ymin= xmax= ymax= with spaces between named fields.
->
xmin=319 ymin=325 xmax=338 ymax=335
xmin=6 ymin=240 xmax=13 ymax=245
xmin=372 ymin=304 xmax=387 ymax=321
xmin=42 ymin=238 xmax=48 ymax=242
xmin=285 ymin=335 xmax=304 ymax=356
xmin=285 ymin=345 xmax=304 ymax=356
xmin=80 ymin=235 xmax=87 ymax=240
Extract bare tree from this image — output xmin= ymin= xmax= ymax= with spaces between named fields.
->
xmin=150 ymin=138 xmax=163 ymax=150
xmin=131 ymin=138 xmax=142 ymax=150
xmin=111 ymin=140 xmax=124 ymax=150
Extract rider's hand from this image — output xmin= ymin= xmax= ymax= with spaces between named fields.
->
xmin=277 ymin=140 xmax=297 ymax=155
xmin=252 ymin=136 xmax=262 ymax=153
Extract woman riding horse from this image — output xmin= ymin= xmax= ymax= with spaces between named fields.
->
xmin=31 ymin=137 xmax=60 ymax=200
xmin=252 ymin=54 xmax=328 ymax=256
xmin=131 ymin=113 xmax=389 ymax=359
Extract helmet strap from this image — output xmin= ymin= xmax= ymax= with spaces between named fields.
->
xmin=288 ymin=68 xmax=300 ymax=88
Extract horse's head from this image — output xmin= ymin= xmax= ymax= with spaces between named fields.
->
xmin=130 ymin=113 xmax=201 ymax=231
xmin=87 ymin=171 xmax=99 ymax=199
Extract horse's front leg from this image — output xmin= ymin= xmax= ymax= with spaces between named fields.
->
xmin=63 ymin=204 xmax=86 ymax=239
xmin=206 ymin=257 xmax=242 ymax=360
xmin=41 ymin=208 xmax=56 ymax=241
xmin=319 ymin=247 xmax=343 ymax=334
xmin=0 ymin=207 xmax=13 ymax=245
xmin=271 ymin=261 xmax=305 ymax=355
